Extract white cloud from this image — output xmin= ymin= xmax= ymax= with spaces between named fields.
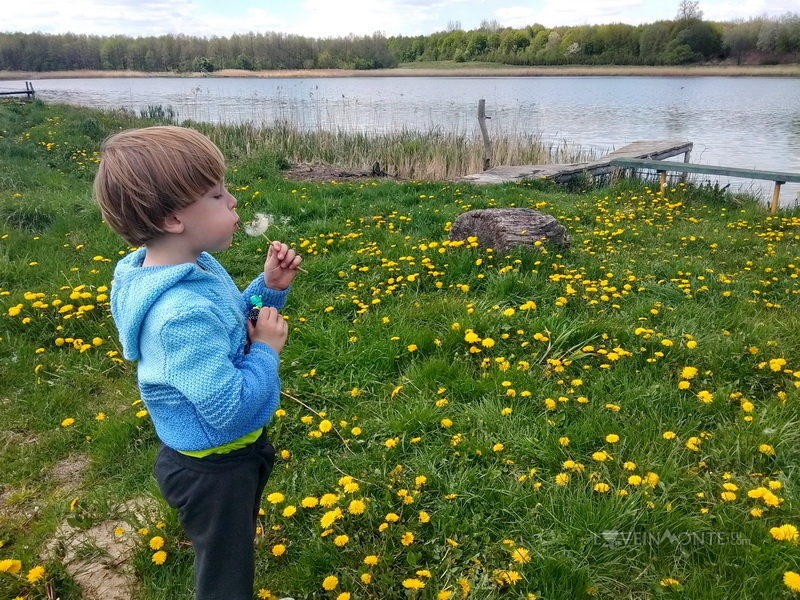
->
xmin=497 ymin=0 xmax=648 ymax=28
xmin=2 ymin=0 xmax=286 ymax=36
xmin=287 ymin=0 xmax=449 ymax=37
xmin=1 ymin=0 xmax=796 ymax=38
xmin=702 ymin=0 xmax=799 ymax=21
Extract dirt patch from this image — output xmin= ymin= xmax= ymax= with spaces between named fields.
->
xmin=51 ymin=454 xmax=90 ymax=495
xmin=44 ymin=496 xmax=161 ymax=600
xmin=284 ymin=161 xmax=401 ymax=183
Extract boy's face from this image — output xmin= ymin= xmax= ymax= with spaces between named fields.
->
xmin=174 ymin=179 xmax=239 ymax=254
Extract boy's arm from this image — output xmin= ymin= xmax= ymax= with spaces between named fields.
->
xmin=160 ymin=308 xmax=280 ymax=434
xmin=243 ymin=276 xmax=290 ymax=311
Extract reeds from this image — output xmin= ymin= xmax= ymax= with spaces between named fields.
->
xmin=192 ymin=120 xmax=593 ymax=180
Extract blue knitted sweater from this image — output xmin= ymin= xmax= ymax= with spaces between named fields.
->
xmin=111 ymin=248 xmax=289 ymax=451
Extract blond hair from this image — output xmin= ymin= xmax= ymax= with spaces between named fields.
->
xmin=94 ymin=126 xmax=225 ymax=246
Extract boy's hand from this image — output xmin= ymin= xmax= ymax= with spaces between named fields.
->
xmin=263 ymin=240 xmax=302 ymax=290
xmin=247 ymin=306 xmax=288 ymax=354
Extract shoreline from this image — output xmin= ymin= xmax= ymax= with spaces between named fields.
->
xmin=2 ymin=64 xmax=800 ymax=80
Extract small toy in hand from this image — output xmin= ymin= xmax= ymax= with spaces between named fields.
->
xmin=248 ymin=295 xmax=263 ymax=325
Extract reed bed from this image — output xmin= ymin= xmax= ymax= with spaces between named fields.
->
xmin=187 ymin=120 xmax=593 ymax=180
xmin=3 ymin=64 xmax=800 ymax=80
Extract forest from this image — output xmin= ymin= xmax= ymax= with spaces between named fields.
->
xmin=1 ymin=10 xmax=798 ymax=72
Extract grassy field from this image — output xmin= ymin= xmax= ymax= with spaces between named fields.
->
xmin=1 ymin=99 xmax=799 ymax=600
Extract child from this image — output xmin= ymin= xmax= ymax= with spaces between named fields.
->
xmin=94 ymin=125 xmax=301 ymax=600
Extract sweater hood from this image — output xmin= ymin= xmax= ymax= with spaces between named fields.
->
xmin=111 ymin=248 xmax=211 ymax=361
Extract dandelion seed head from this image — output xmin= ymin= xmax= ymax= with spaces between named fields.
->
xmin=244 ymin=213 xmax=273 ymax=237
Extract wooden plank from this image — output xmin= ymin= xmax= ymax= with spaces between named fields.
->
xmin=462 ymin=140 xmax=693 ymax=185
xmin=605 ymin=140 xmax=693 ymax=161
xmin=610 ymin=158 xmax=800 ymax=184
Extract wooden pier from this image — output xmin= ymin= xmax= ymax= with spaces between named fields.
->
xmin=461 ymin=140 xmax=693 ymax=185
xmin=0 ymin=81 xmax=35 ymax=100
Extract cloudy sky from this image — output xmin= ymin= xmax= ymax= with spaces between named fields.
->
xmin=3 ymin=0 xmax=797 ymax=38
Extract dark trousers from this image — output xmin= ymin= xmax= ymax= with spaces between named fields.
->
xmin=153 ymin=430 xmax=276 ymax=600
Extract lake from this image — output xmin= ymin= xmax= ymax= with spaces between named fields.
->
xmin=4 ymin=75 xmax=800 ymax=204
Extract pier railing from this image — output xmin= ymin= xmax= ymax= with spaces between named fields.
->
xmin=610 ymin=157 xmax=800 ymax=214
xmin=0 ymin=81 xmax=35 ymax=100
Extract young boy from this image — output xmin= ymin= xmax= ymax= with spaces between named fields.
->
xmin=94 ymin=125 xmax=301 ymax=600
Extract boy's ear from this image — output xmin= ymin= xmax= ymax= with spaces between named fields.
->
xmin=161 ymin=213 xmax=185 ymax=234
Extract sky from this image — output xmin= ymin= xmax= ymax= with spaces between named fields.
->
xmin=3 ymin=0 xmax=797 ymax=38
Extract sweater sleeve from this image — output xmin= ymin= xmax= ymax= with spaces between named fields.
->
xmin=160 ymin=308 xmax=281 ymax=434
xmin=243 ymin=275 xmax=290 ymax=311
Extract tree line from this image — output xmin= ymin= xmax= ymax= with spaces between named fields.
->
xmin=0 ymin=13 xmax=798 ymax=72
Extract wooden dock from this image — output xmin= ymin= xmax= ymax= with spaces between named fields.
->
xmin=461 ymin=140 xmax=693 ymax=185
xmin=0 ymin=81 xmax=35 ymax=100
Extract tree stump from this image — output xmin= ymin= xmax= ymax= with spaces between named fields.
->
xmin=448 ymin=208 xmax=569 ymax=251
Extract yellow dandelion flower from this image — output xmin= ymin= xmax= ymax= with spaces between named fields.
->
xmin=363 ymin=554 xmax=379 ymax=565
xmin=401 ymin=531 xmax=415 ymax=546
xmin=759 ymin=444 xmax=775 ymax=455
xmin=511 ymin=547 xmax=531 ymax=563
xmin=402 ymin=578 xmax=425 ymax=590
xmin=320 ymin=508 xmax=343 ymax=528
xmin=322 ymin=575 xmax=338 ymax=591
xmin=784 ymin=571 xmax=800 ymax=592
xmin=348 ymin=499 xmax=366 ymax=515
xmin=0 ymin=559 xmax=22 ymax=574
xmin=770 ymin=524 xmax=799 ymax=542
xmin=149 ymin=536 xmax=164 ymax=550
xmin=26 ymin=565 xmax=46 ymax=583
xmin=696 ymin=390 xmax=714 ymax=403
xmin=266 ymin=492 xmax=285 ymax=504
xmin=271 ymin=544 xmax=286 ymax=556
xmin=151 ymin=551 xmax=167 ymax=565
xmin=319 ymin=493 xmax=339 ymax=507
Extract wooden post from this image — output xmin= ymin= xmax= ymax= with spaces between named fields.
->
xmin=658 ymin=170 xmax=667 ymax=194
xmin=478 ymin=99 xmax=491 ymax=171
xmin=771 ymin=181 xmax=783 ymax=215
xmin=680 ymin=150 xmax=691 ymax=183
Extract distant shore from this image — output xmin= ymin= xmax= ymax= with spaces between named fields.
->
xmin=2 ymin=64 xmax=800 ymax=80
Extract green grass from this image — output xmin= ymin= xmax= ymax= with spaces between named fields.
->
xmin=1 ymin=98 xmax=799 ymax=600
